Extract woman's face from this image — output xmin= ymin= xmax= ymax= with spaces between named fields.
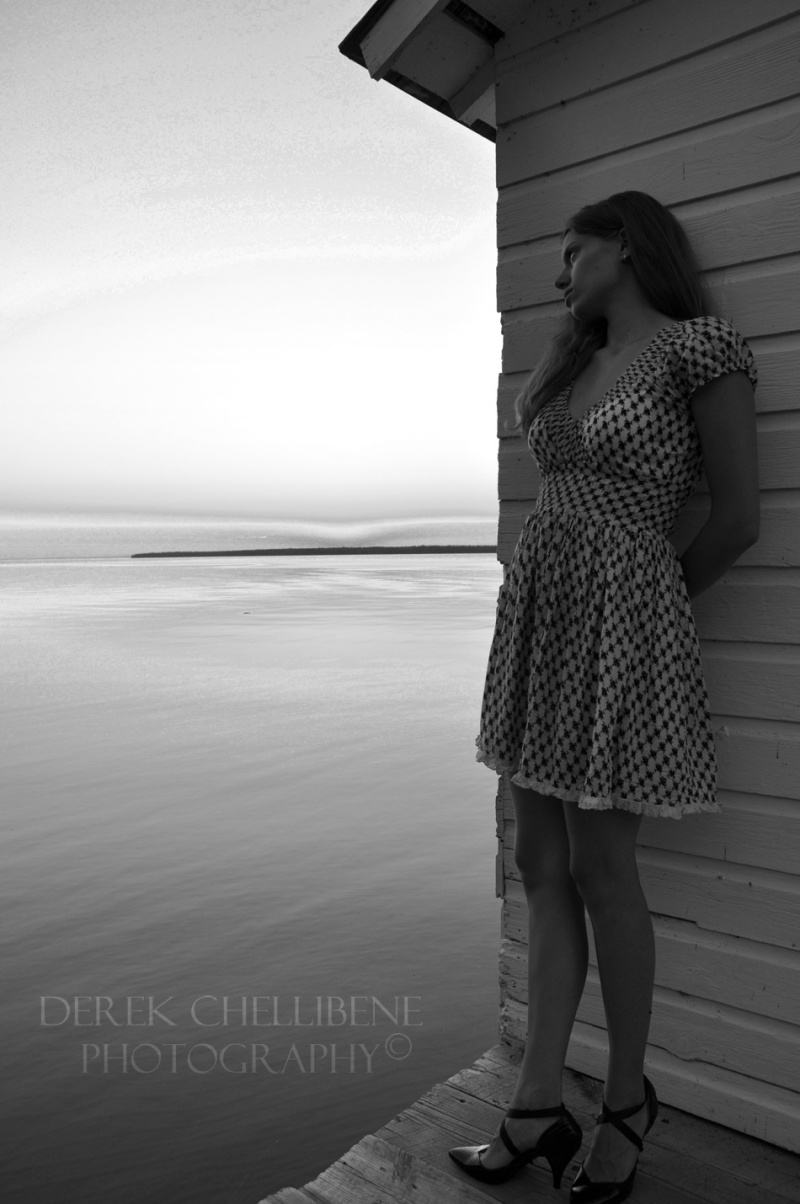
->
xmin=554 ymin=230 xmax=625 ymax=321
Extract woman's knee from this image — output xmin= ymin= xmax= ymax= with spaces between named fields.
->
xmin=568 ymin=843 xmax=642 ymax=912
xmin=511 ymin=786 xmax=571 ymax=892
xmin=565 ymin=808 xmax=644 ymax=910
xmin=514 ymin=839 xmax=570 ymax=892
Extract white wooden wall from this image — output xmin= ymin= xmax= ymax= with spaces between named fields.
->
xmin=492 ymin=0 xmax=800 ymax=1153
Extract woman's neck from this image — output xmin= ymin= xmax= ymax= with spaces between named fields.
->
xmin=602 ymin=298 xmax=672 ymax=355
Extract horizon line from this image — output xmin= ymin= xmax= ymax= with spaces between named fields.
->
xmin=0 ymin=508 xmax=498 ymax=525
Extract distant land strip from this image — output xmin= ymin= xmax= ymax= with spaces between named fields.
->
xmin=131 ymin=545 xmax=497 ymax=558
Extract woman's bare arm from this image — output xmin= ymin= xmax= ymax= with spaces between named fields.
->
xmin=679 ymin=370 xmax=760 ymax=600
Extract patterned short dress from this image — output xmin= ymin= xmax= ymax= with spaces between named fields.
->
xmin=477 ymin=316 xmax=757 ymax=818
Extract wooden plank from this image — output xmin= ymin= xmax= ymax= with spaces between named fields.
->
xmin=495 ymin=0 xmax=800 ymax=124
xmin=380 ymin=1104 xmax=573 ymax=1202
xmin=391 ymin=13 xmax=492 ymax=99
xmin=703 ymin=643 xmax=800 ymax=722
xmin=306 ymin=1131 xmax=500 ymax=1203
xmin=496 ymin=16 xmax=800 ymax=185
xmin=648 ymin=920 xmax=800 ymax=1028
xmin=361 ymin=0 xmax=448 ymax=80
xmin=496 ymin=99 xmax=800 ymax=245
xmin=494 ymin=0 xmax=654 ymax=64
xmin=498 ymin=437 xmax=537 ymax=498
xmin=498 ymin=183 xmax=800 ymax=309
xmin=639 ymin=791 xmax=800 ymax=877
xmin=499 ymin=998 xmax=800 ymax=1156
xmin=449 ymin=59 xmax=495 ymax=123
xmin=464 ymin=0 xmax=531 ymax=30
xmin=640 ymin=851 xmax=800 ymax=949
xmin=443 ymin=1046 xmax=523 ymax=1110
xmin=495 ymin=370 xmax=526 ymax=435
xmin=500 ymin=914 xmax=800 ymax=1026
xmin=504 ymin=851 xmax=800 ymax=949
xmin=710 ymin=257 xmax=800 ymax=338
xmin=500 ymin=260 xmax=800 ymax=371
xmin=452 ymin=1045 xmax=588 ymax=1117
xmin=503 ymin=788 xmax=800 ymax=877
xmin=716 ymin=718 xmax=800 ymax=800
xmin=689 ymin=563 xmax=800 ymax=640
xmin=258 ymin=1042 xmax=800 ymax=1202
xmin=692 ymin=574 xmax=800 ymax=643
xmin=385 ymin=1089 xmax=505 ymax=1151
xmin=478 ymin=1044 xmax=800 ymax=1197
xmin=574 ymin=973 xmax=800 ymax=1094
xmin=386 ymin=1091 xmax=507 ymax=1150
xmin=642 ymin=919 xmax=800 ymax=1028
xmin=678 ymin=180 xmax=800 ymax=280
xmin=495 ymin=500 xmax=528 ymax=561
xmin=560 ymin=1015 xmax=800 ymax=1156
xmin=258 ymin=1191 xmax=318 ymax=1204
xmin=497 ymin=240 xmax=564 ymax=311
xmin=499 ymin=307 xmax=555 ymax=374
xmin=749 ymin=334 xmax=800 ymax=414
xmin=672 ymin=494 xmax=800 ymax=569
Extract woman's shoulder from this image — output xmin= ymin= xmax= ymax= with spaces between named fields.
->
xmin=669 ymin=314 xmax=746 ymax=344
xmin=663 ymin=315 xmax=757 ymax=393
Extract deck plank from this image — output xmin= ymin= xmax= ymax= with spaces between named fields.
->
xmin=257 ymin=1043 xmax=800 ymax=1203
xmin=263 ymin=1192 xmax=320 ymax=1204
xmin=380 ymin=1103 xmax=568 ymax=1202
xmin=300 ymin=1132 xmax=496 ymax=1204
xmin=456 ymin=1045 xmax=800 ymax=1202
xmin=427 ymin=1066 xmax=717 ymax=1203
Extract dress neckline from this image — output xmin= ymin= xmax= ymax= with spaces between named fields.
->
xmin=563 ymin=321 xmax=683 ymax=424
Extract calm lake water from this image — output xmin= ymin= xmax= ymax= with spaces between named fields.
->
xmin=1 ymin=514 xmax=504 ymax=1204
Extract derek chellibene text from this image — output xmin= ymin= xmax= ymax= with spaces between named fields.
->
xmin=40 ymin=994 xmax=422 ymax=1027
xmin=39 ymin=995 xmax=422 ymax=1075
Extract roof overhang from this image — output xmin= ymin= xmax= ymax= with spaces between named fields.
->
xmin=339 ymin=1 xmax=531 ymax=141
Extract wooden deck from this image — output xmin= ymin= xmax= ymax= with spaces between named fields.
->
xmin=258 ymin=1042 xmax=799 ymax=1203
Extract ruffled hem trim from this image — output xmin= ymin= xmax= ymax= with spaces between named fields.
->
xmin=475 ymin=744 xmax=720 ymax=819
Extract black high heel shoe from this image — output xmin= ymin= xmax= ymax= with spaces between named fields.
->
xmin=569 ymin=1076 xmax=658 ymax=1204
xmin=449 ymin=1102 xmax=582 ymax=1187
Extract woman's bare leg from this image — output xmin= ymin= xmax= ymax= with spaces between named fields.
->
xmin=478 ymin=782 xmax=589 ymax=1168
xmin=564 ymin=805 xmax=656 ymax=1182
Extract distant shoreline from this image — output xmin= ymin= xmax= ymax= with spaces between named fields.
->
xmin=131 ymin=545 xmax=497 ymax=559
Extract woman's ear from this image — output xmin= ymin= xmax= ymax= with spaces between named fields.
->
xmin=619 ymin=229 xmax=631 ymax=263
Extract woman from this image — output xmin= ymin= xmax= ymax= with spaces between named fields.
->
xmin=449 ymin=192 xmax=760 ymax=1202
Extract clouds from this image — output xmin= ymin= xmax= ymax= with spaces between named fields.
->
xmin=1 ymin=0 xmax=500 ymax=518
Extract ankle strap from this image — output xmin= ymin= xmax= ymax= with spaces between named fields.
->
xmin=596 ymin=1098 xmax=645 ymax=1152
xmin=506 ymin=1103 xmax=565 ymax=1119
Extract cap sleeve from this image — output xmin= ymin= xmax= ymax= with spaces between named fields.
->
xmin=671 ymin=316 xmax=757 ymax=399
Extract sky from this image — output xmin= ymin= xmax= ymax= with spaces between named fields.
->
xmin=0 ymin=0 xmax=501 ymax=520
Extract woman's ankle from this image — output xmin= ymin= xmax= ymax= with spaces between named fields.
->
xmin=509 ymin=1084 xmax=564 ymax=1111
xmin=602 ymin=1077 xmax=647 ymax=1113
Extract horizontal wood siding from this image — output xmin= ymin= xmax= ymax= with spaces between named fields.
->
xmin=500 ymin=995 xmax=800 ymax=1153
xmin=493 ymin=0 xmax=800 ymax=1150
xmin=501 ymin=951 xmax=800 ymax=1095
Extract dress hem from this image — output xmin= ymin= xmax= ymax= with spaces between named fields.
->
xmin=475 ymin=745 xmax=720 ymax=819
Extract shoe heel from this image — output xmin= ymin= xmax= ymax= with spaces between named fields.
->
xmin=543 ymin=1114 xmax=582 ymax=1189
xmin=547 ymin=1152 xmax=569 ymax=1190
xmin=643 ymin=1075 xmax=659 ymax=1134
